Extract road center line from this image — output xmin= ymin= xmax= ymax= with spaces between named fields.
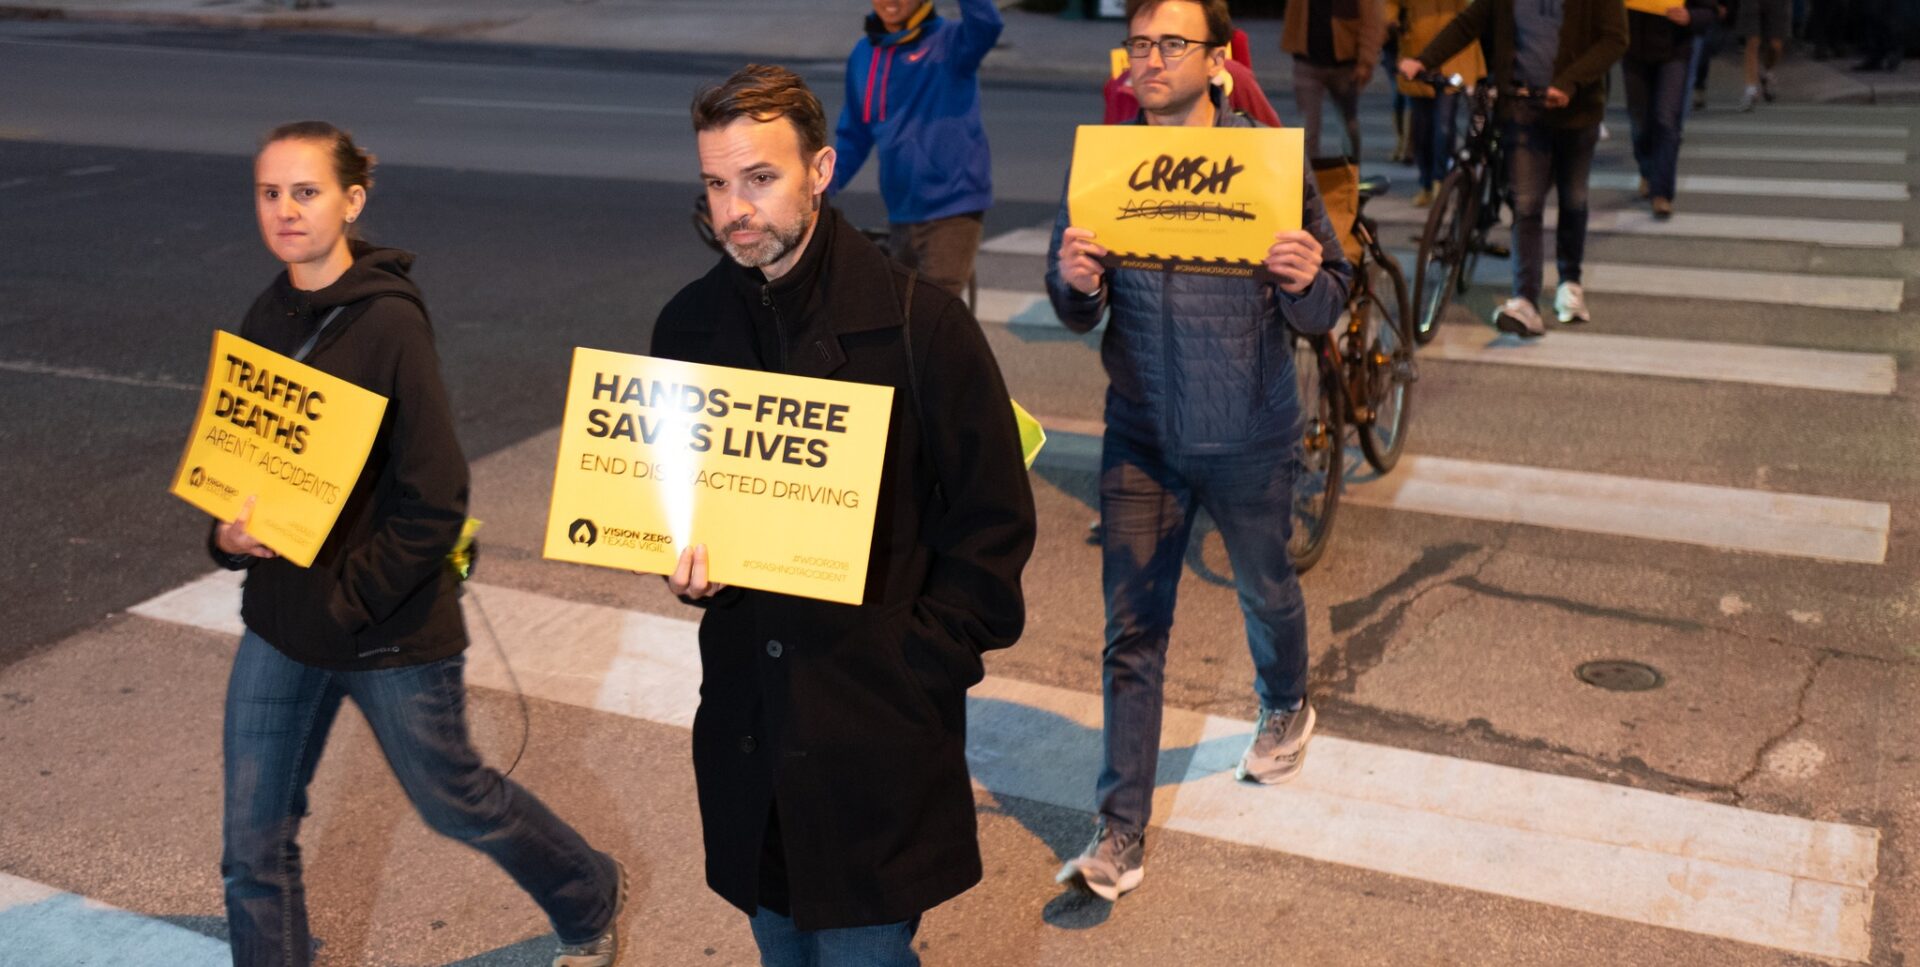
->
xmin=126 ymin=574 xmax=1880 ymax=962
xmin=0 ymin=359 xmax=197 ymax=392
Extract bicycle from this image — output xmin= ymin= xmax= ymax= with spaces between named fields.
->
xmin=1409 ymin=74 xmax=1543 ymax=345
xmin=1289 ymin=166 xmax=1415 ymax=573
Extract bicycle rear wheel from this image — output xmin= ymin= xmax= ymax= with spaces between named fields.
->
xmin=1413 ymin=167 xmax=1472 ymax=345
xmin=1358 ymin=252 xmax=1415 ymax=474
xmin=1289 ymin=333 xmax=1343 ymax=574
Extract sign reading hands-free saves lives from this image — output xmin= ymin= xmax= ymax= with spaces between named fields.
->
xmin=170 ymin=330 xmax=389 ymax=567
xmin=543 ymin=348 xmax=894 ymax=606
xmin=1068 ymin=124 xmax=1305 ymax=280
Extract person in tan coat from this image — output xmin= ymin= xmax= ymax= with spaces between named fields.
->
xmin=1387 ymin=0 xmax=1486 ymax=204
xmin=1282 ymin=0 xmax=1387 ymax=159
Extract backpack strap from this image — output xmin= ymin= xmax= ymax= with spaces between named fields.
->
xmin=890 ymin=268 xmax=946 ymax=508
xmin=291 ymin=306 xmax=346 ymax=363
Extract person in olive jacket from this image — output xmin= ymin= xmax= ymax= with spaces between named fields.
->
xmin=1400 ymin=0 xmax=1626 ymax=338
xmin=653 ymin=65 xmax=1035 ymax=966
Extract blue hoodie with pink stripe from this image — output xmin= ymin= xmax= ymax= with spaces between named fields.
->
xmin=829 ymin=0 xmax=1002 ymax=224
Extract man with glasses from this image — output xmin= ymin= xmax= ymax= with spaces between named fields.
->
xmin=830 ymin=0 xmax=1002 ymax=299
xmin=1046 ymin=0 xmax=1352 ymax=903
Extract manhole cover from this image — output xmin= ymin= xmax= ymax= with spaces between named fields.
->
xmin=1575 ymin=660 xmax=1664 ymax=692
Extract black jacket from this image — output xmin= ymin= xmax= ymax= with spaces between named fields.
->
xmin=650 ymin=206 xmax=1036 ymax=930
xmin=1415 ymin=0 xmax=1628 ymax=128
xmin=1624 ymin=0 xmax=1715 ymax=62
xmin=211 ymin=242 xmax=470 ymax=669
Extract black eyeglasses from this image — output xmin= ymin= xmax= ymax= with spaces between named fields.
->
xmin=1122 ymin=36 xmax=1214 ymax=60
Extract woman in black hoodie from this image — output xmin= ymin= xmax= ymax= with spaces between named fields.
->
xmin=211 ymin=121 xmax=624 ymax=967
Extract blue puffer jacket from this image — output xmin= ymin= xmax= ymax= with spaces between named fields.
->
xmin=1045 ymin=94 xmax=1353 ymax=455
xmin=830 ymin=0 xmax=1001 ymax=224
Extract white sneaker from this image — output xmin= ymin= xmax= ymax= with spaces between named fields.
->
xmin=1554 ymin=281 xmax=1590 ymax=324
xmin=1739 ymin=85 xmax=1759 ymax=112
xmin=1492 ymin=298 xmax=1545 ymax=338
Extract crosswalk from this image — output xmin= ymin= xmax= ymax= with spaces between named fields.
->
xmin=5 ymin=109 xmax=1908 ymax=967
xmin=976 ymin=117 xmax=1909 ymax=571
xmin=951 ymin=114 xmax=1906 ymax=959
xmin=123 ymin=572 xmax=1882 ymax=963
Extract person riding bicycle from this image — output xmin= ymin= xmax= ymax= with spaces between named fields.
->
xmin=1046 ymin=0 xmax=1351 ymax=903
xmin=1399 ymin=0 xmax=1625 ymax=338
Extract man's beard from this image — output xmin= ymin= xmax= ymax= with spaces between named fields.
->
xmin=718 ymin=197 xmax=816 ymax=270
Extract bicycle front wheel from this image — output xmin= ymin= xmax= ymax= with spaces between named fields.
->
xmin=1289 ymin=333 xmax=1343 ymax=573
xmin=1358 ymin=252 xmax=1415 ymax=474
xmin=1413 ymin=166 xmax=1472 ymax=345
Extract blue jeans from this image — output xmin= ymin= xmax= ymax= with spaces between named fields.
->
xmin=1623 ymin=56 xmax=1691 ymax=200
xmin=748 ymin=909 xmax=921 ymax=967
xmin=1410 ymin=91 xmax=1461 ymax=190
xmin=221 ymin=630 xmax=617 ymax=966
xmin=1095 ymin=428 xmax=1309 ymax=833
xmin=1505 ymin=106 xmax=1600 ymax=305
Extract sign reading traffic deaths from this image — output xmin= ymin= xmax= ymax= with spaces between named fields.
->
xmin=170 ymin=330 xmax=388 ymax=568
xmin=543 ymin=347 xmax=894 ymax=605
xmin=1623 ymin=0 xmax=1679 ymax=14
xmin=1068 ymin=124 xmax=1305 ymax=280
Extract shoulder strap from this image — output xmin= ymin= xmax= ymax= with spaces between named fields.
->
xmin=891 ymin=268 xmax=947 ymax=508
xmin=291 ymin=306 xmax=346 ymax=363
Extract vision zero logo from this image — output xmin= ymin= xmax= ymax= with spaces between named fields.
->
xmin=569 ymin=518 xmax=670 ymax=552
xmin=187 ymin=465 xmax=239 ymax=499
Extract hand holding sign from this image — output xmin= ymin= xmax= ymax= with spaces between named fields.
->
xmin=666 ymin=543 xmax=728 ymax=599
xmin=1058 ymin=227 xmax=1108 ymax=296
xmin=1264 ymin=230 xmax=1325 ymax=295
xmin=216 ymin=496 xmax=278 ymax=559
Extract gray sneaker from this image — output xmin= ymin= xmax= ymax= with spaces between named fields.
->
xmin=553 ymin=858 xmax=627 ymax=967
xmin=1055 ymin=822 xmax=1145 ymax=901
xmin=1236 ymin=700 xmax=1317 ymax=784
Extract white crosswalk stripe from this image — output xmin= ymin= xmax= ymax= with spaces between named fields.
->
xmin=1420 ymin=325 xmax=1897 ymax=395
xmin=0 ymin=872 xmax=228 ymax=966
xmin=1586 ymin=171 xmax=1909 ymax=202
xmin=127 ymin=574 xmax=1883 ymax=963
xmin=1683 ymin=144 xmax=1907 ymax=165
xmin=1028 ymin=427 xmax=1891 ymax=564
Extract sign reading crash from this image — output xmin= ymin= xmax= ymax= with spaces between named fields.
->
xmin=543 ymin=347 xmax=894 ymax=606
xmin=169 ymin=330 xmax=389 ymax=568
xmin=1068 ymin=124 xmax=1305 ymax=281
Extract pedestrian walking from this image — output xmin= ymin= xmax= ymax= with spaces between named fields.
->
xmin=661 ymin=64 xmax=1036 ymax=966
xmin=1624 ymin=0 xmax=1715 ymax=218
xmin=830 ymin=0 xmax=1003 ymax=298
xmin=213 ymin=121 xmax=626 ymax=967
xmin=1737 ymin=0 xmax=1788 ymax=108
xmin=1047 ymin=0 xmax=1352 ymax=903
xmin=1401 ymin=0 xmax=1627 ymax=337
xmin=1283 ymin=0 xmax=1389 ymax=158
xmin=1388 ymin=0 xmax=1488 ymax=205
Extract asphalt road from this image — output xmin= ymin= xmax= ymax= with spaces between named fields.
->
xmin=2 ymin=21 xmax=1918 ymax=966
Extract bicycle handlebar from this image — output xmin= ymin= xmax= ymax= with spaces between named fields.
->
xmin=1408 ymin=70 xmax=1549 ymax=102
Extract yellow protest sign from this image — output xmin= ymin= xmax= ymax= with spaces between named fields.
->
xmin=1624 ymin=0 xmax=1677 ymax=14
xmin=1068 ymin=124 xmax=1304 ymax=280
xmin=170 ymin=330 xmax=388 ymax=567
xmin=1109 ymin=47 xmax=1130 ymax=81
xmin=543 ymin=348 xmax=894 ymax=606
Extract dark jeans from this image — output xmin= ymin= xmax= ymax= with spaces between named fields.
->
xmin=222 ymin=630 xmax=617 ymax=966
xmin=1095 ymin=428 xmax=1309 ymax=833
xmin=749 ymin=909 xmax=921 ymax=967
xmin=1292 ymin=57 xmax=1364 ymax=159
xmin=1623 ymin=56 xmax=1691 ymax=201
xmin=1505 ymin=106 xmax=1600 ymax=305
xmin=1410 ymin=91 xmax=1461 ymax=190
xmin=888 ymin=211 xmax=983 ymax=300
